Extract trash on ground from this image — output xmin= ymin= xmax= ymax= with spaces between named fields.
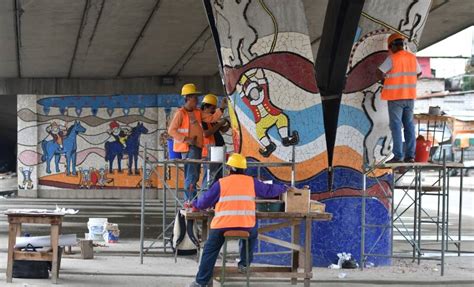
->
xmin=338 ymin=272 xmax=347 ymax=279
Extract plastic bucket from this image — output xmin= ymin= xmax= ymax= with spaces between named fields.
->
xmin=87 ymin=218 xmax=107 ymax=241
xmin=167 ymin=138 xmax=182 ymax=159
xmin=210 ymin=146 xmax=225 ymax=162
xmin=415 ymin=136 xmax=432 ymax=162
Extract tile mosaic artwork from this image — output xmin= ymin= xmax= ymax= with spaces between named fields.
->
xmin=16 ymin=0 xmax=433 ymax=267
xmin=204 ymin=0 xmax=431 ymax=266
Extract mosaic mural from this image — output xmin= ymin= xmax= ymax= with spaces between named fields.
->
xmin=210 ymin=0 xmax=328 ymax=191
xmin=17 ymin=94 xmax=183 ymax=190
xmin=331 ymin=0 xmax=432 ymax=265
xmin=206 ymin=0 xmax=432 ymax=267
xmin=205 ymin=0 xmax=329 ymax=265
xmin=15 ymin=0 xmax=434 ymax=268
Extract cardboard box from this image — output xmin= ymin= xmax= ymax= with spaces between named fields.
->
xmin=284 ymin=187 xmax=310 ymax=212
xmin=310 ymin=200 xmax=326 ymax=213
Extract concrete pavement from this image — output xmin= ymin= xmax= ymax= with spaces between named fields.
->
xmin=0 ymin=239 xmax=473 ymax=286
xmin=0 ymin=197 xmax=473 ymax=286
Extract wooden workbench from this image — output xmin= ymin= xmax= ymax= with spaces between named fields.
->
xmin=4 ymin=212 xmax=64 ymax=284
xmin=183 ymin=210 xmax=332 ymax=286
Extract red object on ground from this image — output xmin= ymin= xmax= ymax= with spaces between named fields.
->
xmin=415 ymin=135 xmax=432 ymax=162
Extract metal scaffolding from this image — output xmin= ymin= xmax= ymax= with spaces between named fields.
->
xmin=360 ymin=149 xmax=469 ymax=276
xmin=138 ymin=145 xmax=296 ymax=263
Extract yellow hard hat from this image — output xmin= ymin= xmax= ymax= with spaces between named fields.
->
xmin=226 ymin=153 xmax=247 ymax=169
xmin=181 ymin=83 xmax=200 ymax=96
xmin=202 ymin=94 xmax=218 ymax=106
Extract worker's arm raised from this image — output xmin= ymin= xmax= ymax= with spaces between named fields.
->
xmin=203 ymin=120 xmax=227 ymax=137
xmin=253 ymin=179 xmax=287 ymax=199
xmin=192 ymin=181 xmax=220 ymax=210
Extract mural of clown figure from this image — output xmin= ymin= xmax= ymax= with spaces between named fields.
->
xmin=107 ymin=121 xmax=130 ymax=148
xmin=45 ymin=121 xmax=67 ymax=149
xmin=237 ymin=68 xmax=299 ymax=157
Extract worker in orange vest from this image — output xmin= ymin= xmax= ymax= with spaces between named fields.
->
xmin=168 ymin=84 xmax=224 ymax=200
xmin=201 ymin=94 xmax=230 ymax=188
xmin=188 ymin=153 xmax=289 ymax=287
xmin=377 ymin=33 xmax=422 ymax=164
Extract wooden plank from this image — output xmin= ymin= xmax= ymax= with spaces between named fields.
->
xmin=15 ymin=224 xmax=22 ymax=237
xmin=8 ymin=216 xmax=63 ymax=225
xmin=395 ymin=185 xmax=441 ymax=192
xmin=13 ymin=250 xmax=53 ymax=261
xmin=214 ymin=266 xmax=292 ymax=273
xmin=304 ymin=217 xmax=312 ymax=287
xmin=6 ymin=223 xmax=18 ymax=283
xmin=80 ymin=240 xmax=94 ymax=259
xmin=5 ymin=213 xmax=64 ymax=218
xmin=258 ymin=220 xmax=300 ymax=234
xmin=291 ymin=222 xmax=301 ymax=285
xmin=215 ymin=272 xmax=311 ymax=279
xmin=258 ymin=234 xmax=303 ymax=252
xmin=183 ymin=210 xmax=332 ymax=221
xmin=51 ymin=224 xmax=60 ymax=283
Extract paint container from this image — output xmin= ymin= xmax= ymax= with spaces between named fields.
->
xmin=167 ymin=138 xmax=182 ymax=159
xmin=415 ymin=135 xmax=432 ymax=162
xmin=87 ymin=218 xmax=107 ymax=241
xmin=210 ymin=146 xmax=225 ymax=162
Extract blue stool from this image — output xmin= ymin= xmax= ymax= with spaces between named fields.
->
xmin=221 ymin=230 xmax=250 ymax=287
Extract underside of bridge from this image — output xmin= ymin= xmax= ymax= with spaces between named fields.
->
xmin=1 ymin=0 xmax=473 ymax=269
xmin=0 ymin=0 xmax=468 ymax=163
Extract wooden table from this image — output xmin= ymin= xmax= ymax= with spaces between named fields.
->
xmin=183 ymin=210 xmax=332 ymax=287
xmin=5 ymin=212 xmax=64 ymax=284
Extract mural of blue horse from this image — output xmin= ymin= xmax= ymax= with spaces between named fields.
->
xmin=41 ymin=121 xmax=87 ymax=176
xmin=104 ymin=122 xmax=148 ymax=175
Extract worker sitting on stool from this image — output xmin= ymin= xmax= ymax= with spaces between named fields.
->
xmin=377 ymin=33 xmax=422 ymax=164
xmin=188 ymin=153 xmax=289 ymax=287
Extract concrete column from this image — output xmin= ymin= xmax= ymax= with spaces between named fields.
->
xmin=204 ymin=0 xmax=328 ymax=265
xmin=17 ymin=94 xmax=39 ymax=197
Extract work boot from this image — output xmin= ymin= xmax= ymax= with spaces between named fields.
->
xmin=187 ymin=281 xmax=205 ymax=287
xmin=259 ymin=142 xmax=276 ymax=158
xmin=238 ymin=264 xmax=249 ymax=274
xmin=404 ymin=157 xmax=415 ymax=163
xmin=282 ymin=131 xmax=299 ymax=146
xmin=385 ymin=158 xmax=403 ymax=164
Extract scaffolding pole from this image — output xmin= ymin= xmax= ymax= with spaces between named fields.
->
xmin=360 ymin=150 xmax=469 ymax=275
xmin=139 ymin=145 xmax=297 ymax=261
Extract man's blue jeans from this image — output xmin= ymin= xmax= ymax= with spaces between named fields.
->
xmin=196 ymin=226 xmax=258 ymax=285
xmin=388 ymin=99 xmax=416 ymax=160
xmin=182 ymin=145 xmax=202 ymax=200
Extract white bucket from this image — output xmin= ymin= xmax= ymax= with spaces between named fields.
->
xmin=210 ymin=146 xmax=225 ymax=162
xmin=87 ymin=218 xmax=108 ymax=241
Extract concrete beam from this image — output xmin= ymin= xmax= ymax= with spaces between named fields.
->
xmin=0 ymin=75 xmax=224 ymax=95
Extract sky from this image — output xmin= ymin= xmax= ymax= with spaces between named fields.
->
xmin=417 ymin=26 xmax=473 ymax=78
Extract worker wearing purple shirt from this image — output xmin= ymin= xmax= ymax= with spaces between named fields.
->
xmin=188 ymin=153 xmax=288 ymax=287
xmin=193 ymin=178 xmax=286 ymax=210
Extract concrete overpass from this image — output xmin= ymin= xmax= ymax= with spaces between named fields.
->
xmin=0 ymin=0 xmax=472 ymax=166
xmin=0 ymin=0 xmax=472 ymax=94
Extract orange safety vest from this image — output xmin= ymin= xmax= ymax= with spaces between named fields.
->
xmin=173 ymin=108 xmax=202 ymax=153
xmin=202 ymin=122 xmax=216 ymax=158
xmin=210 ymin=174 xmax=256 ymax=229
xmin=381 ymin=50 xmax=418 ymax=101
